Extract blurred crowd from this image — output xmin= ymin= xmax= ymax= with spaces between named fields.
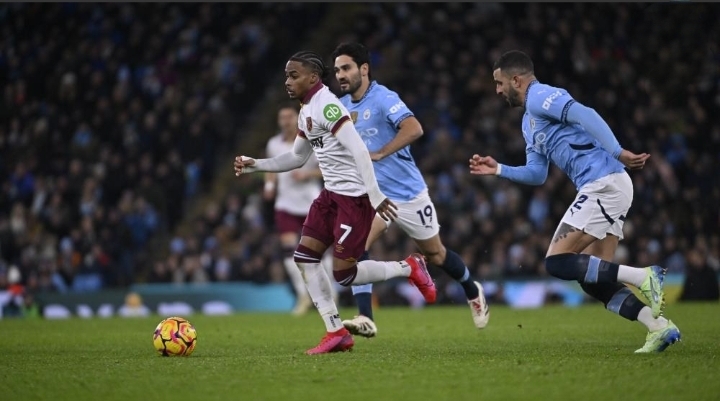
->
xmin=0 ymin=3 xmax=325 ymax=296
xmin=2 ymin=4 xmax=718 ymax=306
xmin=157 ymin=3 xmax=720 ymax=304
xmin=335 ymin=3 xmax=720 ymax=302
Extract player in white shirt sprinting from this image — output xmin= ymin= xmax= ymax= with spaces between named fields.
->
xmin=264 ymin=103 xmax=337 ymax=316
xmin=234 ymin=50 xmax=436 ymax=355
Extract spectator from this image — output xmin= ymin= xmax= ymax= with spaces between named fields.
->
xmin=680 ymin=248 xmax=720 ymax=302
xmin=1 ymin=4 xmax=718 ymax=310
xmin=0 ymin=3 xmax=327 ymax=293
xmin=118 ymin=292 xmax=151 ymax=318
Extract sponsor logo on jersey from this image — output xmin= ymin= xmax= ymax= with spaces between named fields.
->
xmin=350 ymin=111 xmax=358 ymax=123
xmin=542 ymin=91 xmax=563 ymax=110
xmin=306 ymin=117 xmax=313 ymax=132
xmin=323 ymin=104 xmax=342 ymax=122
xmin=389 ymin=101 xmax=406 ymax=114
xmin=310 ymin=137 xmax=324 ymax=149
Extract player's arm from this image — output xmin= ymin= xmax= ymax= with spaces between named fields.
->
xmin=470 ymin=147 xmax=549 ymax=186
xmin=372 ymin=116 xmax=422 ymax=161
xmin=334 ymin=120 xmax=387 ymax=208
xmin=566 ymin=103 xmax=650 ymax=169
xmin=565 ymin=102 xmax=623 ymax=159
xmin=529 ymin=91 xmax=649 ymax=169
xmin=372 ymin=94 xmax=421 ymax=161
xmin=235 ymin=134 xmax=312 ymax=175
xmin=497 ymin=148 xmax=549 ymax=185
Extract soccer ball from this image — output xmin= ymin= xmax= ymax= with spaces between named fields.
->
xmin=152 ymin=316 xmax=198 ymax=357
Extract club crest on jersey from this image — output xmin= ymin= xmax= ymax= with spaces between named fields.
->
xmin=350 ymin=111 xmax=358 ymax=123
xmin=363 ymin=109 xmax=371 ymax=120
xmin=306 ymin=117 xmax=313 ymax=132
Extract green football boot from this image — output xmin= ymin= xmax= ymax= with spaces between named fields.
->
xmin=638 ymin=265 xmax=666 ymax=318
xmin=635 ymin=320 xmax=681 ymax=354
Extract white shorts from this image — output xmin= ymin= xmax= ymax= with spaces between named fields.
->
xmin=559 ymin=172 xmax=633 ymax=240
xmin=377 ymin=190 xmax=440 ymax=241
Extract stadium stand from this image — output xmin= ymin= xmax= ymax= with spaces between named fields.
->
xmin=1 ymin=3 xmax=718 ymax=306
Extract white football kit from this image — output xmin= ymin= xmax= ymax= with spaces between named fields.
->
xmin=265 ymin=134 xmax=322 ymax=216
xmin=297 ymin=85 xmax=372 ymax=199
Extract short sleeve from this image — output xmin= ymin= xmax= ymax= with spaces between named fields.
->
xmin=379 ymin=90 xmax=414 ymax=129
xmin=526 ymin=87 xmax=576 ymax=124
xmin=316 ymin=95 xmax=351 ymax=135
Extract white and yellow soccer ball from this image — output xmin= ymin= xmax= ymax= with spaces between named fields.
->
xmin=152 ymin=316 xmax=198 ymax=357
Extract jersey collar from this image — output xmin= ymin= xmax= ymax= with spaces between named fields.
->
xmin=351 ymin=80 xmax=377 ymax=104
xmin=524 ymin=80 xmax=539 ymax=109
xmin=302 ymin=81 xmax=324 ymax=104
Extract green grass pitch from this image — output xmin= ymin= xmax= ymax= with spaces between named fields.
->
xmin=2 ymin=302 xmax=719 ymax=401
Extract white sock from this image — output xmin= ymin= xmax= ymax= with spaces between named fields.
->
xmin=321 ymin=252 xmax=340 ymax=300
xmin=637 ymin=306 xmax=668 ymax=332
xmin=352 ymin=260 xmax=411 ymax=285
xmin=616 ymin=265 xmax=647 ymax=287
xmin=283 ymin=257 xmax=308 ymax=299
xmin=296 ymin=261 xmax=342 ymax=332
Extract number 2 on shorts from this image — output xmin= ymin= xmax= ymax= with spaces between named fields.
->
xmin=338 ymin=224 xmax=352 ymax=244
xmin=573 ymin=194 xmax=589 ymax=210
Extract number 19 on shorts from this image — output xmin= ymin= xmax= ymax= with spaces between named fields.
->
xmin=416 ymin=205 xmax=433 ymax=227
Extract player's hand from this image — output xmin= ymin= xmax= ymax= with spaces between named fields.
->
xmin=469 ymin=154 xmax=499 ymax=175
xmin=234 ymin=156 xmax=255 ymax=176
xmin=369 ymin=151 xmax=384 ymax=162
xmin=375 ymin=198 xmax=398 ymax=222
xmin=618 ymin=149 xmax=650 ymax=170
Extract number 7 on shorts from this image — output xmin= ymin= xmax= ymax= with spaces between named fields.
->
xmin=339 ymin=224 xmax=352 ymax=244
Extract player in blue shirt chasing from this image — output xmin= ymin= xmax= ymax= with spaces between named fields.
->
xmin=469 ymin=50 xmax=680 ymax=353
xmin=332 ymin=42 xmax=490 ymax=338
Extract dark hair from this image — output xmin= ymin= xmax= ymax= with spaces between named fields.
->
xmin=289 ymin=50 xmax=329 ymax=79
xmin=330 ymin=42 xmax=372 ymax=79
xmin=493 ymin=50 xmax=534 ymax=76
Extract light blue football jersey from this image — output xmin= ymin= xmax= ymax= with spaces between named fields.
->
xmin=523 ymin=80 xmax=626 ymax=189
xmin=339 ymin=81 xmax=427 ymax=202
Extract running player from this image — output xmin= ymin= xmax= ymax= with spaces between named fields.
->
xmin=469 ymin=50 xmax=680 ymax=353
xmin=332 ymin=42 xmax=490 ymax=337
xmin=234 ymin=51 xmax=436 ymax=355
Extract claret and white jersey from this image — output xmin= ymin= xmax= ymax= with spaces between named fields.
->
xmin=298 ymin=83 xmax=367 ymax=197
xmin=265 ymin=134 xmax=322 ymax=216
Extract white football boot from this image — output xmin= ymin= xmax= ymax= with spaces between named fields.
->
xmin=467 ymin=281 xmax=490 ymax=329
xmin=342 ymin=315 xmax=378 ymax=338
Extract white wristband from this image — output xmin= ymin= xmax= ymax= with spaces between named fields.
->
xmin=495 ymin=164 xmax=503 ymax=176
xmin=264 ymin=181 xmax=275 ymax=191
